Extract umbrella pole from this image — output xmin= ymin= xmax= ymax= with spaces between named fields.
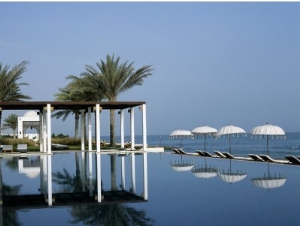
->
xmin=204 ymin=134 xmax=207 ymax=151
xmin=267 ymin=135 xmax=269 ymax=155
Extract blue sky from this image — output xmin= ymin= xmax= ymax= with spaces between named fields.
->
xmin=1 ymin=2 xmax=300 ymax=136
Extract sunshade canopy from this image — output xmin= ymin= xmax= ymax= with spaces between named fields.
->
xmin=217 ymin=124 xmax=246 ymax=137
xmin=251 ymin=123 xmax=285 ymax=136
xmin=192 ymin=126 xmax=217 ymax=135
xmin=251 ymin=177 xmax=287 ymax=189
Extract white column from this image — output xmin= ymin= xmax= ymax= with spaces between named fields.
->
xmin=130 ymin=107 xmax=135 ymax=150
xmin=88 ymin=107 xmax=92 ymax=151
xmin=81 ymin=110 xmax=85 ymax=151
xmin=142 ymin=104 xmax=147 ymax=151
xmin=39 ymin=111 xmax=43 ymax=152
xmin=95 ymin=104 xmax=101 ymax=153
xmin=120 ymin=110 xmax=125 ymax=148
xmin=88 ymin=152 xmax=93 ymax=197
xmin=43 ymin=109 xmax=47 ymax=153
xmin=96 ymin=153 xmax=102 ymax=202
xmin=121 ymin=156 xmax=125 ymax=190
xmin=47 ymin=104 xmax=52 ymax=154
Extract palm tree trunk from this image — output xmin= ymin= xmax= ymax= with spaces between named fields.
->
xmin=0 ymin=111 xmax=2 ymax=137
xmin=109 ymin=109 xmax=115 ymax=146
xmin=110 ymin=154 xmax=117 ymax=191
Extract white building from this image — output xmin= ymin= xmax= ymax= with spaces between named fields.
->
xmin=18 ymin=111 xmax=40 ymax=141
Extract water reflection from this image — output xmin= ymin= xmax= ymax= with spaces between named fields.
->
xmin=0 ymin=151 xmax=153 ymax=225
xmin=191 ymin=157 xmax=218 ymax=179
xmin=218 ymin=159 xmax=247 ymax=184
xmin=170 ymin=155 xmax=194 ymax=172
xmin=251 ymin=162 xmax=287 ymax=190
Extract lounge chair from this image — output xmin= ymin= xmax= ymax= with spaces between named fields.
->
xmin=17 ymin=144 xmax=28 ymax=153
xmin=2 ymin=145 xmax=13 ymax=153
xmin=214 ymin=151 xmax=227 ymax=158
xmin=285 ymin=155 xmax=300 ymax=165
xmin=221 ymin=152 xmax=251 ymax=161
xmin=259 ymin=155 xmax=289 ymax=164
xmin=172 ymin=148 xmax=182 ymax=154
xmin=249 ymin=154 xmax=265 ymax=162
xmin=195 ymin=150 xmax=206 ymax=156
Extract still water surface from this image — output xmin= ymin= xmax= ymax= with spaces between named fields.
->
xmin=1 ymin=133 xmax=300 ymax=226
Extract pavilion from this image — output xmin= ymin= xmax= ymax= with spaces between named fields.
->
xmin=0 ymin=101 xmax=148 ymax=154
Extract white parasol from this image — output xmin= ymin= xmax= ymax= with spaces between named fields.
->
xmin=170 ymin=129 xmax=194 ymax=148
xmin=250 ymin=123 xmax=285 ymax=155
xmin=217 ymin=124 xmax=246 ymax=153
xmin=192 ymin=125 xmax=217 ymax=151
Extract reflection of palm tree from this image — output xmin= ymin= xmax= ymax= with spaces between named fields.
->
xmin=5 ymin=157 xmax=19 ymax=171
xmin=70 ymin=203 xmax=154 ymax=226
xmin=53 ymin=153 xmax=83 ymax=192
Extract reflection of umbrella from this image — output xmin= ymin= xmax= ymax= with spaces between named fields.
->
xmin=250 ymin=123 xmax=285 ymax=155
xmin=217 ymin=124 xmax=246 ymax=153
xmin=192 ymin=165 xmax=218 ymax=179
xmin=192 ymin=125 xmax=217 ymax=151
xmin=170 ymin=129 xmax=194 ymax=148
xmin=251 ymin=163 xmax=287 ymax=190
xmin=170 ymin=160 xmax=194 ymax=172
xmin=218 ymin=160 xmax=247 ymax=183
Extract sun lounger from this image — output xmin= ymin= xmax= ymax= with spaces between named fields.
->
xmin=195 ymin=150 xmax=206 ymax=156
xmin=172 ymin=148 xmax=182 ymax=154
xmin=173 ymin=148 xmax=197 ymax=156
xmin=17 ymin=144 xmax=28 ymax=153
xmin=2 ymin=145 xmax=13 ymax=153
xmin=285 ymin=155 xmax=300 ymax=165
xmin=249 ymin=154 xmax=265 ymax=162
xmin=259 ymin=155 xmax=289 ymax=164
xmin=214 ymin=151 xmax=227 ymax=158
xmin=221 ymin=152 xmax=251 ymax=161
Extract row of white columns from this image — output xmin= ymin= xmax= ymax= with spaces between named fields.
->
xmin=38 ymin=103 xmax=148 ymax=202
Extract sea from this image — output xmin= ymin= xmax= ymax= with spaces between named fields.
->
xmin=1 ymin=132 xmax=300 ymax=226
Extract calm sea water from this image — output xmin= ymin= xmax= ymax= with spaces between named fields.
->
xmin=1 ymin=132 xmax=300 ymax=226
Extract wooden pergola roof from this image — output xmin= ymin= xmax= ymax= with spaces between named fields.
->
xmin=0 ymin=101 xmax=145 ymax=111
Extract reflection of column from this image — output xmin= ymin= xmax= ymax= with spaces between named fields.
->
xmin=88 ymin=107 xmax=92 ymax=151
xmin=131 ymin=154 xmax=136 ymax=194
xmin=47 ymin=155 xmax=53 ymax=206
xmin=88 ymin=152 xmax=93 ymax=197
xmin=121 ymin=156 xmax=125 ymax=190
xmin=130 ymin=107 xmax=135 ymax=150
xmin=96 ymin=153 xmax=102 ymax=202
xmin=81 ymin=152 xmax=86 ymax=192
xmin=81 ymin=110 xmax=85 ymax=151
xmin=143 ymin=152 xmax=148 ymax=200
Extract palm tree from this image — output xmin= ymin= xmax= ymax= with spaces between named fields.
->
xmin=53 ymin=79 xmax=104 ymax=139
xmin=0 ymin=61 xmax=31 ymax=136
xmin=75 ymin=54 xmax=153 ymax=146
xmin=2 ymin=114 xmax=18 ymax=138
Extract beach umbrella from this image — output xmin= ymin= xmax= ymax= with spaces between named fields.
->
xmin=250 ymin=123 xmax=285 ymax=155
xmin=217 ymin=124 xmax=246 ymax=153
xmin=218 ymin=159 xmax=247 ymax=184
xmin=251 ymin=163 xmax=286 ymax=190
xmin=192 ymin=125 xmax=217 ymax=151
xmin=170 ymin=129 xmax=194 ymax=148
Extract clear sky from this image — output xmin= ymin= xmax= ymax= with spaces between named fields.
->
xmin=1 ymin=2 xmax=300 ymax=136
